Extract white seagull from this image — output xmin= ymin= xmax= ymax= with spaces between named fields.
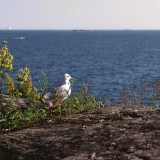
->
xmin=44 ymin=73 xmax=74 ymax=101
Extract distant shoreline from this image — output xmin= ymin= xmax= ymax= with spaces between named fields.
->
xmin=1 ymin=29 xmax=160 ymax=31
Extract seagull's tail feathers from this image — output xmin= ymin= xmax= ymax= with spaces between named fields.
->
xmin=44 ymin=92 xmax=54 ymax=100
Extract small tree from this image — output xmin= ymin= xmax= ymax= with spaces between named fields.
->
xmin=0 ymin=41 xmax=39 ymax=99
xmin=5 ymin=67 xmax=40 ymax=99
xmin=0 ymin=41 xmax=13 ymax=94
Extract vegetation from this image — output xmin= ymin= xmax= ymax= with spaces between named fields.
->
xmin=113 ymin=82 xmax=160 ymax=107
xmin=0 ymin=82 xmax=101 ymax=133
xmin=0 ymin=41 xmax=159 ymax=133
xmin=5 ymin=67 xmax=40 ymax=99
xmin=0 ymin=41 xmax=13 ymax=93
xmin=0 ymin=42 xmax=101 ymax=133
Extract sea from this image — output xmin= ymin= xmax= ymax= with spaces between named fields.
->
xmin=0 ymin=30 xmax=160 ymax=105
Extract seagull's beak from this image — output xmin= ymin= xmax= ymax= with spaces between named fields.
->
xmin=70 ymin=77 xmax=74 ymax=81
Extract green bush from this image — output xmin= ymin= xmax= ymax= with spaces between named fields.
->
xmin=0 ymin=41 xmax=13 ymax=93
xmin=0 ymin=41 xmax=39 ymax=98
xmin=0 ymin=42 xmax=101 ymax=133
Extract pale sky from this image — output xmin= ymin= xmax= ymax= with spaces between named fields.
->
xmin=1 ymin=0 xmax=160 ymax=30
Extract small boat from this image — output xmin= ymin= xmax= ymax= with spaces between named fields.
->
xmin=7 ymin=27 xmax=13 ymax=30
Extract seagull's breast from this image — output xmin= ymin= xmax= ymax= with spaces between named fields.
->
xmin=57 ymin=83 xmax=71 ymax=98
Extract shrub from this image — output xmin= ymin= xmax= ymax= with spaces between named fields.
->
xmin=0 ymin=41 xmax=101 ymax=133
xmin=0 ymin=41 xmax=13 ymax=93
xmin=0 ymin=41 xmax=39 ymax=99
xmin=5 ymin=67 xmax=40 ymax=99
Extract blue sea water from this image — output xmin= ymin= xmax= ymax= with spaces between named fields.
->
xmin=0 ymin=30 xmax=160 ymax=104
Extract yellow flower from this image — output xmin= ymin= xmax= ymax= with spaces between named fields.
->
xmin=5 ymin=74 xmax=15 ymax=95
xmin=9 ymin=55 xmax=13 ymax=61
xmin=18 ymin=81 xmax=24 ymax=86
xmin=32 ymin=87 xmax=37 ymax=92
xmin=4 ymin=58 xmax=10 ymax=64
xmin=24 ymin=76 xmax=29 ymax=81
xmin=6 ymin=64 xmax=13 ymax=70
xmin=9 ymin=64 xmax=13 ymax=70
xmin=18 ymin=92 xmax=22 ymax=97
xmin=34 ymin=93 xmax=40 ymax=99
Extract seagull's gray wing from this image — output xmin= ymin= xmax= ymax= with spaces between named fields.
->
xmin=44 ymin=92 xmax=54 ymax=100
xmin=54 ymin=85 xmax=70 ymax=101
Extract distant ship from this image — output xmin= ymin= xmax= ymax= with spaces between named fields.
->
xmin=72 ymin=29 xmax=88 ymax=32
xmin=7 ymin=27 xmax=13 ymax=30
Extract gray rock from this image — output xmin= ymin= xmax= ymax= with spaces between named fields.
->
xmin=0 ymin=105 xmax=160 ymax=159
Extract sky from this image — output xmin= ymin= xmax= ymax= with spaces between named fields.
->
xmin=1 ymin=0 xmax=160 ymax=30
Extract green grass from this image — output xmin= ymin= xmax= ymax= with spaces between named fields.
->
xmin=0 ymin=80 xmax=160 ymax=134
xmin=0 ymin=84 xmax=102 ymax=133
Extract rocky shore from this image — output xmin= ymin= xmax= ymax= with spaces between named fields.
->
xmin=0 ymin=104 xmax=160 ymax=160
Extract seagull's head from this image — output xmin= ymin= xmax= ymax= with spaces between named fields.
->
xmin=63 ymin=73 xmax=74 ymax=81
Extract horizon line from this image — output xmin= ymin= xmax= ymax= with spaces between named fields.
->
xmin=1 ymin=29 xmax=160 ymax=31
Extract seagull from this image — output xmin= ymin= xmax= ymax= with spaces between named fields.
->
xmin=44 ymin=73 xmax=74 ymax=101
